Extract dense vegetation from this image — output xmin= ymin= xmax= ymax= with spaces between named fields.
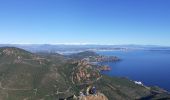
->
xmin=0 ymin=47 xmax=169 ymax=100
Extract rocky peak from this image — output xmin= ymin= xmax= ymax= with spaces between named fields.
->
xmin=78 ymin=93 xmax=108 ymax=100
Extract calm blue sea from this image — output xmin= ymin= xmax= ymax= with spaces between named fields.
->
xmin=98 ymin=50 xmax=170 ymax=91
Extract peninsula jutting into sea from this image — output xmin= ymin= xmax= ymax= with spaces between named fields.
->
xmin=0 ymin=0 xmax=170 ymax=99
xmin=0 ymin=45 xmax=170 ymax=100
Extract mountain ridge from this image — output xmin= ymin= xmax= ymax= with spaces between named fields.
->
xmin=0 ymin=47 xmax=169 ymax=100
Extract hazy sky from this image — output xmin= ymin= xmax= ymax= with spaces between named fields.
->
xmin=0 ymin=0 xmax=170 ymax=45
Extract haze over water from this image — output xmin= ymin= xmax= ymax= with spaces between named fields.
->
xmin=98 ymin=50 xmax=170 ymax=91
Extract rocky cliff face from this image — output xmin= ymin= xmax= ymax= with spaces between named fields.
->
xmin=72 ymin=59 xmax=100 ymax=84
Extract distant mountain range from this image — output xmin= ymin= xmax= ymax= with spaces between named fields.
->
xmin=0 ymin=44 xmax=170 ymax=54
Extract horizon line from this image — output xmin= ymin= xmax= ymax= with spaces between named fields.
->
xmin=0 ymin=43 xmax=170 ymax=47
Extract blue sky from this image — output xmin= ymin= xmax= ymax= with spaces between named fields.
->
xmin=0 ymin=0 xmax=170 ymax=45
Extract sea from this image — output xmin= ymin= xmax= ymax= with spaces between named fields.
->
xmin=97 ymin=50 xmax=170 ymax=91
